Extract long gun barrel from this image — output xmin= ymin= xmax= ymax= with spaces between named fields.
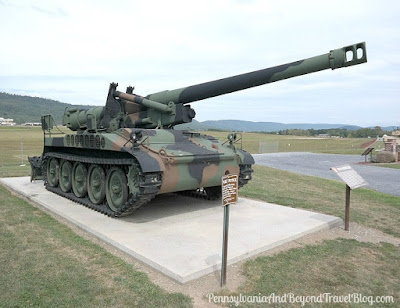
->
xmin=63 ymin=42 xmax=367 ymax=131
xmin=147 ymin=42 xmax=367 ymax=105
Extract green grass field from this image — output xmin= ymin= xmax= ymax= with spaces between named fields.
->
xmin=0 ymin=126 xmax=383 ymax=178
xmin=223 ymin=239 xmax=399 ymax=307
xmin=0 ymin=126 xmax=399 ymax=307
xmin=200 ymin=130 xmax=384 ymax=155
xmin=0 ymin=126 xmax=44 ymax=177
xmin=372 ymin=163 xmax=400 ymax=169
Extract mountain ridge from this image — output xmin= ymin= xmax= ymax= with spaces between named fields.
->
xmin=0 ymin=92 xmax=397 ymax=131
xmin=176 ymin=119 xmax=396 ymax=132
xmin=0 ymin=92 xmax=94 ymax=124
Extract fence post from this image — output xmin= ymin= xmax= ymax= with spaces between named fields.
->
xmin=20 ymin=139 xmax=26 ymax=167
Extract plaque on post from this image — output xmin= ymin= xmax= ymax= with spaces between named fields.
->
xmin=361 ymin=147 xmax=374 ymax=163
xmin=222 ymin=174 xmax=239 ymax=206
xmin=331 ymin=165 xmax=367 ymax=231
xmin=220 ymin=174 xmax=238 ymax=287
xmin=331 ymin=165 xmax=367 ymax=189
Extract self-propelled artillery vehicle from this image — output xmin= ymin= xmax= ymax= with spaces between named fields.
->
xmin=29 ymin=42 xmax=367 ymax=217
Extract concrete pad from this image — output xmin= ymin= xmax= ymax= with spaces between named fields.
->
xmin=1 ymin=177 xmax=342 ymax=283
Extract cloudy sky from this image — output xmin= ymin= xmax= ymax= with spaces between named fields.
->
xmin=0 ymin=0 xmax=399 ymax=127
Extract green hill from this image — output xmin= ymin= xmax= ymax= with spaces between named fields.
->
xmin=0 ymin=92 xmax=94 ymax=124
xmin=1 ymin=92 xmax=397 ymax=132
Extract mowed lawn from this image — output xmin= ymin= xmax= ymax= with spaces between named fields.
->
xmin=0 ymin=126 xmax=44 ymax=177
xmin=200 ymin=130 xmax=383 ymax=155
xmin=223 ymin=239 xmax=399 ymax=307
xmin=1 ymin=127 xmax=399 ymax=307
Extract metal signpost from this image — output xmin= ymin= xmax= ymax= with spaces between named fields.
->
xmin=220 ymin=174 xmax=238 ymax=287
xmin=331 ymin=165 xmax=367 ymax=231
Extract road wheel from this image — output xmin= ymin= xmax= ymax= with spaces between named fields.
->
xmin=72 ymin=162 xmax=88 ymax=198
xmin=59 ymin=160 xmax=72 ymax=192
xmin=47 ymin=157 xmax=59 ymax=187
xmin=106 ymin=167 xmax=128 ymax=213
xmin=87 ymin=164 xmax=106 ymax=204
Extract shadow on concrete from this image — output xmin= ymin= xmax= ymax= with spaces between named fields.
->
xmin=120 ymin=193 xmax=221 ymax=224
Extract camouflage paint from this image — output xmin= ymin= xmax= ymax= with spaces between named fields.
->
xmin=147 ymin=42 xmax=367 ymax=105
xmin=43 ymin=127 xmax=250 ymax=194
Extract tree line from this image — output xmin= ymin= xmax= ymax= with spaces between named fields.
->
xmin=270 ymin=126 xmax=392 ymax=138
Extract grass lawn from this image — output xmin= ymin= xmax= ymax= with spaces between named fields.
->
xmin=0 ymin=185 xmax=192 ymax=307
xmin=371 ymin=163 xmax=400 ymax=169
xmin=241 ymin=165 xmax=400 ymax=237
xmin=0 ymin=126 xmax=44 ymax=177
xmin=223 ymin=239 xmax=399 ymax=307
xmin=201 ymin=130 xmax=384 ymax=155
xmin=1 ymin=126 xmax=399 ymax=307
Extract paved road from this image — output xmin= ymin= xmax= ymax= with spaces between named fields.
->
xmin=253 ymin=152 xmax=400 ymax=197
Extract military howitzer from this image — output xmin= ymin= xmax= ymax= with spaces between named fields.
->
xmin=31 ymin=42 xmax=367 ymax=217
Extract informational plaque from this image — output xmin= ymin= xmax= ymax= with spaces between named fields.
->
xmin=331 ymin=165 xmax=367 ymax=190
xmin=222 ymin=174 xmax=238 ymax=206
xmin=220 ymin=173 xmax=239 ymax=286
xmin=361 ymin=147 xmax=374 ymax=156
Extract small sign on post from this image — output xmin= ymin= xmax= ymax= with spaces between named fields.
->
xmin=361 ymin=147 xmax=374 ymax=163
xmin=222 ymin=174 xmax=239 ymax=206
xmin=331 ymin=165 xmax=367 ymax=231
xmin=220 ymin=174 xmax=238 ymax=287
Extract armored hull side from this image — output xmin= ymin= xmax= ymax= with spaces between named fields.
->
xmin=39 ymin=129 xmax=253 ymax=216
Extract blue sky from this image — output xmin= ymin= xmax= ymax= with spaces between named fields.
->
xmin=0 ymin=0 xmax=399 ymax=127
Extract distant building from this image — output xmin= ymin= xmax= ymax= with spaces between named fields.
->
xmin=383 ymin=131 xmax=400 ymax=143
xmin=383 ymin=131 xmax=400 ymax=162
xmin=0 ymin=117 xmax=16 ymax=126
xmin=23 ymin=122 xmax=41 ymax=126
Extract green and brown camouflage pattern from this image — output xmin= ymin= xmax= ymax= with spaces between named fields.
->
xmin=31 ymin=42 xmax=367 ymax=217
xmin=42 ymin=128 xmax=251 ymax=193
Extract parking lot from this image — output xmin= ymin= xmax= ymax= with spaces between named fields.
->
xmin=253 ymin=152 xmax=400 ymax=196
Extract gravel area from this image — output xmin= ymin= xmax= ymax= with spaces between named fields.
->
xmin=253 ymin=152 xmax=400 ymax=196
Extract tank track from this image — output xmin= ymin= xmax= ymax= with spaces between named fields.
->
xmin=238 ymin=164 xmax=253 ymax=188
xmin=177 ymin=164 xmax=253 ymax=200
xmin=42 ymin=152 xmax=162 ymax=217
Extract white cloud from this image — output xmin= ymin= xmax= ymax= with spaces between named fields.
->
xmin=0 ymin=0 xmax=399 ymax=126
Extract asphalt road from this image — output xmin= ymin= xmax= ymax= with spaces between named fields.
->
xmin=253 ymin=152 xmax=400 ymax=197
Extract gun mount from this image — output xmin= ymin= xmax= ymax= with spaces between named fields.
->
xmin=63 ymin=42 xmax=367 ymax=132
